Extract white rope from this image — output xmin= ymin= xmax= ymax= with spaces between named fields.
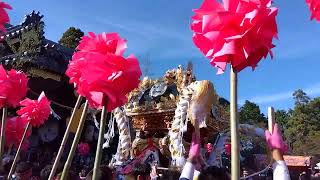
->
xmin=50 ymin=107 xmax=61 ymax=120
xmin=177 ymin=100 xmax=189 ymax=156
xmin=240 ymin=160 xmax=273 ymax=179
xmin=92 ymin=111 xmax=100 ymax=129
xmin=103 ymin=112 xmax=115 ymax=148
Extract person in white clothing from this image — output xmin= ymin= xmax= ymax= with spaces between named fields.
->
xmin=265 ymin=123 xmax=291 ymax=180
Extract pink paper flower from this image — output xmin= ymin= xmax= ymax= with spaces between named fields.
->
xmin=65 ymin=52 xmax=87 ymax=86
xmin=5 ymin=116 xmax=31 ymax=150
xmin=0 ymin=65 xmax=28 ymax=108
xmin=306 ymin=0 xmax=320 ymax=22
xmin=17 ymin=92 xmax=51 ymax=127
xmin=191 ymin=0 xmax=278 ymax=74
xmin=0 ymin=2 xmax=12 ymax=32
xmin=77 ymin=32 xmax=127 ymax=56
xmin=80 ymin=53 xmax=141 ymax=111
xmin=66 ymin=32 xmax=141 ymax=111
xmin=78 ymin=142 xmax=90 ymax=156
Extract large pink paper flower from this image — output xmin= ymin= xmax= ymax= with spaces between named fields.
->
xmin=79 ymin=53 xmax=141 ymax=111
xmin=191 ymin=0 xmax=278 ymax=74
xmin=65 ymin=52 xmax=87 ymax=86
xmin=0 ymin=65 xmax=28 ymax=108
xmin=5 ymin=116 xmax=31 ymax=150
xmin=77 ymin=32 xmax=127 ymax=56
xmin=0 ymin=2 xmax=12 ymax=32
xmin=306 ymin=0 xmax=320 ymax=22
xmin=17 ymin=92 xmax=51 ymax=127
xmin=66 ymin=32 xmax=142 ymax=111
xmin=78 ymin=142 xmax=90 ymax=156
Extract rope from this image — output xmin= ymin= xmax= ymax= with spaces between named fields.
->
xmin=103 ymin=112 xmax=115 ymax=148
xmin=50 ymin=107 xmax=61 ymax=120
xmin=28 ymin=88 xmax=73 ymax=110
xmin=240 ymin=159 xmax=273 ymax=179
xmin=177 ymin=99 xmax=189 ymax=157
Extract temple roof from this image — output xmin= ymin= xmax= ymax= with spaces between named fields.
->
xmin=0 ymin=11 xmax=73 ymax=78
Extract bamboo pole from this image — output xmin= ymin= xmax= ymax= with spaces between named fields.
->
xmin=268 ymin=106 xmax=280 ymax=161
xmin=92 ymin=97 xmax=108 ymax=180
xmin=268 ymin=107 xmax=275 ymax=133
xmin=0 ymin=108 xmax=7 ymax=160
xmin=49 ymin=96 xmax=83 ymax=180
xmin=230 ymin=67 xmax=240 ymax=180
xmin=61 ymin=100 xmax=88 ymax=180
xmin=7 ymin=122 xmax=31 ymax=179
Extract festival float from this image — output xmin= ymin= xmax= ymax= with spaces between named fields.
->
xmin=0 ymin=11 xmax=275 ymax=178
xmin=103 ymin=63 xmax=229 ymax=173
xmin=103 ymin=63 xmax=276 ymax=176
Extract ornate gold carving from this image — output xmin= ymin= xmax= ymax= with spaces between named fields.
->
xmin=125 ymin=64 xmax=227 ymax=138
xmin=29 ymin=68 xmax=62 ymax=81
xmin=130 ymin=110 xmax=175 ymax=132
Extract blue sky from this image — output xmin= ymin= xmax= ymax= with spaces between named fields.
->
xmin=7 ymin=0 xmax=320 ymax=114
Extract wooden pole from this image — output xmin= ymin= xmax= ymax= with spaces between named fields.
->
xmin=268 ymin=107 xmax=275 ymax=133
xmin=61 ymin=100 xmax=88 ymax=180
xmin=267 ymin=107 xmax=280 ymax=163
xmin=92 ymin=97 xmax=108 ymax=180
xmin=7 ymin=122 xmax=31 ymax=180
xmin=230 ymin=67 xmax=240 ymax=180
xmin=0 ymin=108 xmax=7 ymax=160
xmin=49 ymin=96 xmax=83 ymax=180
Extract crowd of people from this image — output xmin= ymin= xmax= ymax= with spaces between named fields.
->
xmin=0 ymin=122 xmax=319 ymax=180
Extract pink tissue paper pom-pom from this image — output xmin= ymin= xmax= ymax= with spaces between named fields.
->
xmin=0 ymin=2 xmax=12 ymax=32
xmin=4 ymin=116 xmax=31 ymax=151
xmin=66 ymin=32 xmax=142 ymax=111
xmin=17 ymin=92 xmax=51 ymax=127
xmin=0 ymin=65 xmax=28 ymax=108
xmin=191 ymin=0 xmax=278 ymax=74
xmin=306 ymin=0 xmax=320 ymax=22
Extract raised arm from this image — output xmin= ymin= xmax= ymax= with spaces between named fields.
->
xmin=180 ymin=122 xmax=201 ymax=180
xmin=265 ymin=123 xmax=290 ymax=180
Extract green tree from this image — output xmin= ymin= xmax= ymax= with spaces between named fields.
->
xmin=275 ymin=110 xmax=290 ymax=134
xmin=293 ymin=89 xmax=310 ymax=105
xmin=284 ymin=91 xmax=320 ymax=155
xmin=239 ymin=100 xmax=266 ymax=127
xmin=59 ymin=27 xmax=84 ymax=49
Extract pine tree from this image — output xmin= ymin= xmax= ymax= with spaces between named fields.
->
xmin=59 ymin=27 xmax=84 ymax=49
xmin=239 ymin=100 xmax=267 ymax=127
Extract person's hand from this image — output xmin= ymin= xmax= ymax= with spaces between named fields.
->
xmin=189 ymin=132 xmax=200 ymax=158
xmin=187 ymin=119 xmax=201 ymax=164
xmin=265 ymin=123 xmax=288 ymax=156
xmin=265 ymin=123 xmax=288 ymax=152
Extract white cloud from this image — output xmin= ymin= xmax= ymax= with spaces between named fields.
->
xmin=94 ymin=17 xmax=188 ymax=42
xmin=239 ymin=83 xmax=320 ymax=105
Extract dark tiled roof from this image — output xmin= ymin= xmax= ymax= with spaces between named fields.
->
xmin=0 ymin=11 xmax=73 ymax=75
